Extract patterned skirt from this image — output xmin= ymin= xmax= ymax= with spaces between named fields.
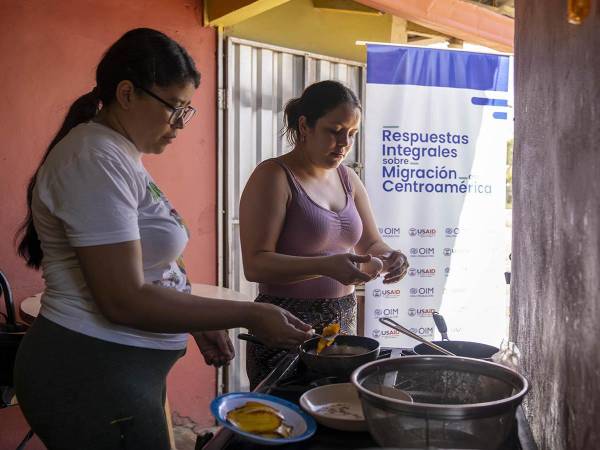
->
xmin=246 ymin=292 xmax=357 ymax=389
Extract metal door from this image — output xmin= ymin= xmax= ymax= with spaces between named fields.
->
xmin=223 ymin=37 xmax=365 ymax=391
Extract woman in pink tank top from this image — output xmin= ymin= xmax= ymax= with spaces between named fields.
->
xmin=240 ymin=81 xmax=410 ymax=387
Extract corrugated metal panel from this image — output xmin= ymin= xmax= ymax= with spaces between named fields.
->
xmin=225 ymin=37 xmax=365 ymax=392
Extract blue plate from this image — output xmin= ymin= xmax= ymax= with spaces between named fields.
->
xmin=211 ymin=392 xmax=317 ymax=446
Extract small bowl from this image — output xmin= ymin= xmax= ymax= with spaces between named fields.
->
xmin=300 ymin=383 xmax=369 ymax=432
xmin=211 ymin=392 xmax=316 ymax=446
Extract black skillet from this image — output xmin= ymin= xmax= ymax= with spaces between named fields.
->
xmin=238 ymin=333 xmax=380 ymax=378
xmin=412 ymin=312 xmax=499 ymax=360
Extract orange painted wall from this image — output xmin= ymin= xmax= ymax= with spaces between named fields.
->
xmin=0 ymin=0 xmax=217 ymax=448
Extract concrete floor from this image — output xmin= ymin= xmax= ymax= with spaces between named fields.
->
xmin=173 ymin=425 xmax=218 ymax=450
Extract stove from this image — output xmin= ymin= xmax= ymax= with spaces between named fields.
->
xmin=263 ymin=348 xmax=407 ymax=403
xmin=198 ymin=348 xmax=537 ymax=450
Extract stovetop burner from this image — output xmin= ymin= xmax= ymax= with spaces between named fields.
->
xmin=265 ymin=347 xmax=411 ymax=403
xmin=199 ymin=346 xmax=538 ymax=450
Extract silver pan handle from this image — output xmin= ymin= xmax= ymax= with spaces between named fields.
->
xmin=378 ymin=317 xmax=456 ymax=356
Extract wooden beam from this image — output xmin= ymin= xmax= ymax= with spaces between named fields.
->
xmin=312 ymin=0 xmax=382 ymax=15
xmin=447 ymin=37 xmax=464 ymax=48
xmin=406 ymin=21 xmax=449 ymax=39
xmin=205 ymin=0 xmax=292 ymax=27
xmin=354 ymin=0 xmax=514 ymax=52
xmin=390 ymin=16 xmax=408 ymax=44
xmin=407 ymin=36 xmax=451 ymax=46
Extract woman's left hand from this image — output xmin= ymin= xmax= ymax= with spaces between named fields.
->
xmin=193 ymin=330 xmax=235 ymax=367
xmin=380 ymin=250 xmax=409 ymax=284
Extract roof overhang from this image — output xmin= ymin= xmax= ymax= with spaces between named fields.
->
xmin=354 ymin=0 xmax=513 ymax=52
xmin=205 ymin=0 xmax=292 ymax=27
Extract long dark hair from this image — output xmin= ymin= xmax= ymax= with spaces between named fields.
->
xmin=16 ymin=28 xmax=201 ymax=269
xmin=282 ymin=80 xmax=361 ymax=146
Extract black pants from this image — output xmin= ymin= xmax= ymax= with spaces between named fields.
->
xmin=14 ymin=316 xmax=184 ymax=450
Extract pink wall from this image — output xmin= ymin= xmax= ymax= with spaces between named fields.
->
xmin=0 ymin=1 xmax=217 ymax=448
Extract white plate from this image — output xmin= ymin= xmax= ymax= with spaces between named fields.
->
xmin=300 ymin=383 xmax=369 ymax=432
xmin=211 ymin=392 xmax=316 ymax=446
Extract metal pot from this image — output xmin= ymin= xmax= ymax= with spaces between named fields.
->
xmin=351 ymin=355 xmax=529 ymax=449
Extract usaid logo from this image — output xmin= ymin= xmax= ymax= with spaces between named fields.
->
xmin=445 ymin=227 xmax=460 ymax=237
xmin=409 ymin=247 xmax=435 ymax=257
xmin=372 ymin=328 xmax=402 ymax=339
xmin=409 ymin=228 xmax=436 ymax=238
xmin=409 ymin=267 xmax=436 ymax=278
xmin=410 ymin=327 xmax=435 ymax=338
xmin=382 ymin=288 xmax=401 ymax=298
xmin=408 ymin=307 xmax=435 ymax=317
xmin=409 ymin=287 xmax=435 ymax=298
xmin=379 ymin=226 xmax=402 ymax=238
xmin=372 ymin=289 xmax=401 ymax=298
xmin=374 ymin=308 xmax=399 ymax=318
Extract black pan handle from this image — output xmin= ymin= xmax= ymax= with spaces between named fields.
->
xmin=237 ymin=333 xmax=298 ymax=352
xmin=237 ymin=333 xmax=266 ymax=346
xmin=432 ymin=312 xmax=449 ymax=341
xmin=0 ymin=270 xmax=17 ymax=329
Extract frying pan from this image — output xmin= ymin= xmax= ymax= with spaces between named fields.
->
xmin=412 ymin=312 xmax=499 ymax=360
xmin=238 ymin=333 xmax=380 ymax=378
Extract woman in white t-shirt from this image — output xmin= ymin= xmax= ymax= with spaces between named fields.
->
xmin=13 ymin=28 xmax=312 ymax=450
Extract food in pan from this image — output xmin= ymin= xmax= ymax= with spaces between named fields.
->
xmin=317 ymin=344 xmax=369 ymax=356
xmin=316 ymin=322 xmax=341 ymax=354
xmin=226 ymin=401 xmax=293 ymax=438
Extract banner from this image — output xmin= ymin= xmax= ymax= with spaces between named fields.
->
xmin=364 ymin=44 xmax=513 ymax=348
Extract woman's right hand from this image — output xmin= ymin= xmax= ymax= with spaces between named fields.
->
xmin=249 ymin=303 xmax=313 ymax=349
xmin=322 ymin=253 xmax=376 ymax=286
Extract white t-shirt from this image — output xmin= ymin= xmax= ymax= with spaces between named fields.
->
xmin=32 ymin=121 xmax=190 ymax=350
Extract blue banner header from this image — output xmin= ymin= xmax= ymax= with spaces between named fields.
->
xmin=367 ymin=45 xmax=510 ymax=92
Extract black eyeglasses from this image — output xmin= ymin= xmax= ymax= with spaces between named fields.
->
xmin=137 ymin=86 xmax=196 ymax=126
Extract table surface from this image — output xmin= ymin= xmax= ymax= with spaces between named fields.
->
xmin=19 ymin=283 xmax=251 ymax=325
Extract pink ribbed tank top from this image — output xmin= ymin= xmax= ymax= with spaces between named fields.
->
xmin=259 ymin=159 xmax=363 ymax=299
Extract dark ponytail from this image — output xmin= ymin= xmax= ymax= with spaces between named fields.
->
xmin=282 ymin=80 xmax=361 ymax=146
xmin=16 ymin=28 xmax=200 ymax=269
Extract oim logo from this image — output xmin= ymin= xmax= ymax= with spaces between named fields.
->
xmin=409 ymin=327 xmax=434 ymax=337
xmin=410 ymin=248 xmax=435 ymax=257
xmin=445 ymin=227 xmax=460 ymax=237
xmin=374 ymin=308 xmax=399 ymax=318
xmin=409 ymin=287 xmax=435 ymax=297
xmin=379 ymin=226 xmax=401 ymax=238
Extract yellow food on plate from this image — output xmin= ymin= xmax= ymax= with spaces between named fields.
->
xmin=243 ymin=401 xmax=279 ymax=413
xmin=316 ymin=322 xmax=341 ymax=354
xmin=226 ymin=402 xmax=293 ymax=438
xmin=257 ymin=424 xmax=293 ymax=439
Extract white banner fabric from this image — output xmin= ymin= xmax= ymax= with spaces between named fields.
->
xmin=364 ymin=45 xmax=513 ymax=348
